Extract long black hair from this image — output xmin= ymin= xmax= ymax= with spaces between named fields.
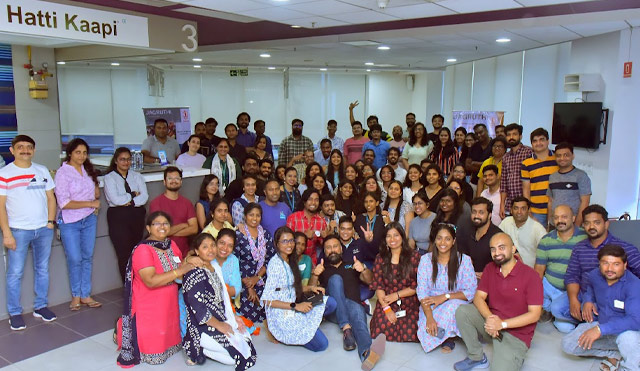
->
xmin=409 ymin=122 xmax=429 ymax=147
xmin=379 ymin=222 xmax=413 ymax=281
xmin=107 ymin=147 xmax=131 ymax=174
xmin=303 ymin=162 xmax=322 ymax=186
xmin=199 ymin=174 xmax=220 ymax=202
xmin=65 ymin=138 xmax=99 ymax=186
xmin=431 ymin=127 xmax=456 ymax=159
xmin=403 ymin=164 xmax=424 ymax=188
xmin=382 ymin=180 xmax=404 ymax=223
xmin=325 ymin=149 xmax=345 ymax=189
xmin=430 ymin=223 xmax=462 ymax=291
xmin=433 ymin=188 xmax=462 ymax=225
xmin=274 ymin=226 xmax=303 ymax=302
xmin=335 ymin=179 xmax=356 ymax=216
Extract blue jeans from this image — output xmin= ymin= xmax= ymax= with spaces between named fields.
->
xmin=59 ymin=213 xmax=98 ymax=298
xmin=302 ymin=298 xmax=334 ymax=352
xmin=531 ymin=212 xmax=548 ymax=228
xmin=563 ymin=322 xmax=640 ymax=370
xmin=327 ymin=275 xmax=372 ymax=360
xmin=6 ymin=226 xmax=54 ymax=315
xmin=542 ymin=277 xmax=576 ymax=333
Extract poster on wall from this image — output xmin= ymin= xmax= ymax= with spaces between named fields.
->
xmin=142 ymin=107 xmax=191 ymax=145
xmin=452 ymin=111 xmax=504 ymax=137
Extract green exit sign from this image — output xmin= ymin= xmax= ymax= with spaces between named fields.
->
xmin=229 ymin=68 xmax=249 ymax=77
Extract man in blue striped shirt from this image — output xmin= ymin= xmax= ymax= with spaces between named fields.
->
xmin=561 ymin=205 xmax=640 ymax=333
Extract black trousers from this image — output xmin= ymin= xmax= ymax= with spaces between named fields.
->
xmin=107 ymin=206 xmax=146 ymax=282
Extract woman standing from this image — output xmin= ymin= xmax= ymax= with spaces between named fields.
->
xmin=235 ymin=203 xmax=276 ymax=323
xmin=403 ymin=164 xmax=424 ymax=205
xmin=195 ymin=175 xmax=220 ymax=230
xmin=182 ymin=233 xmax=257 ymax=369
xmin=117 ymin=211 xmax=194 ymax=367
xmin=209 ymin=139 xmax=240 ymax=197
xmin=417 ymin=224 xmax=476 ymax=353
xmin=202 ymin=199 xmax=235 ymax=239
xmin=251 ymin=135 xmax=272 ymax=161
xmin=454 ymin=127 xmax=469 ymax=164
xmin=55 ymin=138 xmax=102 ymax=310
xmin=447 ymin=179 xmax=472 ymax=217
xmin=344 ymin=164 xmax=362 ymax=186
xmin=381 ymin=180 xmax=414 ymax=231
xmin=260 ymin=226 xmax=331 ymax=351
xmin=176 ymin=135 xmax=206 ymax=169
xmin=325 ymin=149 xmax=345 ymax=190
xmin=424 ymin=164 xmax=445 ymax=212
xmin=402 ymin=123 xmax=432 ymax=169
xmin=370 ymin=222 xmax=420 ymax=342
xmin=429 ymin=128 xmax=459 ymax=179
xmin=104 ymin=147 xmax=149 ymax=283
xmin=408 ymin=192 xmax=436 ymax=255
xmin=280 ymin=167 xmax=301 ymax=212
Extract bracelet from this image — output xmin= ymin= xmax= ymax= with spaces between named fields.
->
xmin=383 ymin=306 xmax=392 ymax=313
xmin=172 ymin=269 xmax=178 ymax=278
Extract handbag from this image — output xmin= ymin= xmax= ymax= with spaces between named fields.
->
xmin=301 ymin=291 xmax=324 ymax=307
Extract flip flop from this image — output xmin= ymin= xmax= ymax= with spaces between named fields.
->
xmin=600 ymin=359 xmax=618 ymax=371
xmin=361 ymin=334 xmax=386 ymax=371
xmin=69 ymin=303 xmax=82 ymax=311
xmin=81 ymin=299 xmax=102 ymax=308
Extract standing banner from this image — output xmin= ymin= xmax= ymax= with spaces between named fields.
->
xmin=142 ymin=107 xmax=191 ymax=145
xmin=452 ymin=111 xmax=504 ymax=137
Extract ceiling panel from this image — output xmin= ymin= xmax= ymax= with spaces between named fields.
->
xmin=382 ymin=3 xmax=457 ymax=19
xmin=436 ymin=0 xmax=522 ymax=13
xmin=238 ymin=7 xmax=312 ymax=21
xmin=326 ymin=9 xmax=401 ymax=24
xmin=283 ymin=0 xmax=365 ymax=15
xmin=175 ymin=7 xmax=261 ymax=22
xmin=337 ymin=0 xmax=433 ymax=10
xmin=564 ymin=21 xmax=628 ymax=37
xmin=183 ymin=0 xmax=267 ymax=12
xmin=516 ymin=0 xmax=598 ymax=6
xmin=279 ymin=16 xmax=349 ymax=27
xmin=507 ymin=25 xmax=580 ymax=44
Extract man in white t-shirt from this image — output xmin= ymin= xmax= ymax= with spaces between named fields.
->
xmin=0 ymin=135 xmax=58 ymax=330
xmin=479 ymin=164 xmax=502 ymax=226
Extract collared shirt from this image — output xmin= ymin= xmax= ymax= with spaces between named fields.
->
xmin=236 ymin=129 xmax=256 ymax=148
xmin=362 ymin=140 xmax=391 ymax=169
xmin=286 ymin=211 xmax=327 ymax=264
xmin=535 ymin=228 xmax=587 ymax=290
xmin=500 ymin=144 xmax=533 ymax=213
xmin=278 ymin=135 xmax=314 ymax=167
xmin=376 ymin=165 xmax=407 ymax=183
xmin=322 ymin=210 xmax=345 ymax=234
xmin=565 ymin=233 xmax=640 ymax=292
xmin=583 ymin=270 xmax=640 ymax=336
xmin=318 ymin=135 xmax=345 ymax=153
xmin=457 ymin=222 xmax=503 ymax=273
xmin=498 ymin=216 xmax=547 ymax=268
xmin=478 ymin=259 xmax=543 ymax=348
xmin=521 ymin=150 xmax=558 ymax=216
xmin=314 ymin=150 xmax=330 ymax=167
xmin=480 ymin=187 xmax=502 ymax=226
xmin=103 ymin=170 xmax=149 ymax=208
xmin=141 ymin=135 xmax=180 ymax=163
xmin=54 ymin=162 xmax=96 ymax=224
xmin=343 ymin=137 xmax=370 ymax=164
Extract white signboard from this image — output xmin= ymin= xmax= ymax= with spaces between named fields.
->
xmin=0 ymin=0 xmax=149 ymax=47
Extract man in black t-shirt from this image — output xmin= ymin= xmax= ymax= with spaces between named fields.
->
xmin=466 ymin=123 xmax=492 ymax=186
xmin=309 ymin=235 xmax=386 ymax=369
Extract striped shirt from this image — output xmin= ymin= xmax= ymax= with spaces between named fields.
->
xmin=536 ymin=228 xmax=587 ymax=290
xmin=0 ymin=162 xmax=55 ymax=230
xmin=521 ymin=150 xmax=558 ymax=216
xmin=564 ymin=233 xmax=640 ymax=293
xmin=500 ymin=145 xmax=533 ymax=213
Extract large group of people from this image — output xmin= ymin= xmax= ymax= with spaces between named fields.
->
xmin=1 ymin=104 xmax=639 ymax=371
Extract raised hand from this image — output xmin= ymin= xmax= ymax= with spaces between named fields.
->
xmin=353 ymin=256 xmax=365 ymax=273
xmin=360 ymin=224 xmax=374 ymax=242
xmin=349 ymin=100 xmax=359 ymax=110
xmin=313 ymin=259 xmax=325 ymax=276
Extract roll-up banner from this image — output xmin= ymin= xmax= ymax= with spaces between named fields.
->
xmin=142 ymin=107 xmax=191 ymax=145
xmin=452 ymin=111 xmax=504 ymax=137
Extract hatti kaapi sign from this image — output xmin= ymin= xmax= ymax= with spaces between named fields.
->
xmin=0 ymin=0 xmax=149 ymax=47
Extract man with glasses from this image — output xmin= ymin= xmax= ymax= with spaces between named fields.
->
xmin=149 ymin=166 xmax=197 ymax=255
xmin=278 ymin=118 xmax=313 ymax=167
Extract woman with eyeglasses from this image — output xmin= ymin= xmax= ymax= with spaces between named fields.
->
xmin=449 ymin=163 xmax=474 ymax=204
xmin=117 ymin=211 xmax=195 ymax=367
xmin=408 ymin=191 xmax=436 ymax=255
xmin=104 ymin=147 xmax=149 ymax=283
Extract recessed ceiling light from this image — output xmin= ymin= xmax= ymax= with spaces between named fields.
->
xmin=446 ymin=58 xmax=457 ymax=62
xmin=259 ymin=53 xmax=271 ymax=58
xmin=111 ymin=62 xmax=120 ymax=66
xmin=377 ymin=46 xmax=390 ymax=50
xmin=365 ymin=62 xmax=374 ymax=66
xmin=496 ymin=38 xmax=511 ymax=43
xmin=192 ymin=58 xmax=202 ymax=62
xmin=320 ymin=68 xmax=327 ymax=71
xmin=57 ymin=61 xmax=65 ymax=65
xmin=291 ymin=25 xmax=302 ymax=28
xmin=366 ymin=69 xmax=371 ymax=72
xmin=268 ymin=67 xmax=276 ymax=70
xmin=194 ymin=65 xmax=201 ymax=68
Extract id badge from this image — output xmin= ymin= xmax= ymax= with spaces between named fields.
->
xmin=395 ymin=310 xmax=407 ymax=318
xmin=173 ymin=256 xmax=181 ymax=264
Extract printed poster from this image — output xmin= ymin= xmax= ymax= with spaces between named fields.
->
xmin=452 ymin=111 xmax=504 ymax=137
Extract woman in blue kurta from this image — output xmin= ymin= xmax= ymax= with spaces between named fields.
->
xmin=182 ymin=233 xmax=257 ymax=370
xmin=235 ymin=203 xmax=276 ymax=322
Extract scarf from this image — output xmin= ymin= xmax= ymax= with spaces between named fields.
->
xmin=117 ymin=238 xmax=176 ymax=367
xmin=243 ymin=223 xmax=267 ymax=286
xmin=210 ymin=154 xmax=236 ymax=196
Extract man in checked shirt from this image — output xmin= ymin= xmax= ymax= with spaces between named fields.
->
xmin=499 ymin=123 xmax=533 ymax=219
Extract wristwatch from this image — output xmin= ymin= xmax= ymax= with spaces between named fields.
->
xmin=445 ymin=293 xmax=451 ymax=300
xmin=501 ymin=321 xmax=508 ymax=329
xmin=47 ymin=220 xmax=55 ymax=226
xmin=290 ymin=302 xmax=296 ymax=311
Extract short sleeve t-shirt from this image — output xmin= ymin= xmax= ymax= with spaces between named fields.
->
xmin=0 ymin=162 xmax=55 ymax=229
xmin=547 ymin=167 xmax=591 ymax=216
xmin=319 ymin=262 xmax=362 ymax=303
xmin=408 ymin=213 xmax=436 ymax=251
xmin=175 ymin=152 xmax=206 ymax=169
xmin=149 ymin=194 xmax=196 ymax=255
xmin=259 ymin=201 xmax=291 ymax=238
xmin=142 ymin=136 xmax=181 ymax=163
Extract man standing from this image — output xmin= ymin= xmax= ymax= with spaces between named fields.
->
xmin=224 ymin=123 xmax=247 ymax=166
xmin=375 ymin=147 xmax=406 ymax=183
xmin=343 ymin=121 xmax=369 ymax=165
xmin=389 ymin=125 xmax=405 ymax=152
xmin=348 ymin=101 xmax=391 ymax=141
xmin=314 ymin=139 xmax=332 ymax=167
xmin=149 ymin=167 xmax=197 ymax=255
xmin=254 ymin=120 xmax=273 ymax=159
xmin=500 ymin=123 xmax=534 ymax=219
xmin=318 ymin=119 xmax=344 ymax=152
xmin=454 ymin=233 xmax=542 ymax=371
xmin=142 ymin=118 xmax=181 ymax=164
xmin=562 ymin=245 xmax=640 ymax=371
xmin=457 ymin=197 xmax=503 ymax=279
xmin=403 ymin=112 xmax=416 ymax=140
xmin=521 ymin=127 xmax=558 ymax=227
xmin=259 ymin=179 xmax=291 ymax=237
xmin=235 ymin=112 xmax=256 ymax=149
xmin=427 ymin=114 xmax=445 ymax=144
xmin=562 ymin=205 xmax=640 ymax=333
xmin=498 ymin=197 xmax=547 ymax=268
xmin=257 ymin=158 xmax=273 ymax=182
xmin=291 ymin=149 xmax=315 ymax=185
xmin=479 ymin=165 xmax=502 ymax=226
xmin=309 ymin=236 xmax=386 ymax=370
xmin=278 ymin=118 xmax=314 ymax=167
xmin=224 ymin=154 xmax=264 ymax=202
xmin=494 ymin=124 xmax=506 ymax=138
xmin=362 ymin=124 xmax=390 ymax=170
xmin=0 ymin=135 xmax=58 ymax=330
xmin=534 ymin=205 xmax=587 ymax=331
xmin=286 ymin=189 xmax=328 ymax=265
xmin=201 ymin=117 xmax=221 ymax=156
xmin=466 ymin=123 xmax=492 ymax=188
xmin=320 ymin=194 xmax=345 ymax=235
xmin=548 ymin=142 xmax=591 ymax=227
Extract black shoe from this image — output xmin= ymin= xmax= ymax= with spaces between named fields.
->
xmin=343 ymin=328 xmax=357 ymax=351
xmin=9 ymin=315 xmax=26 ymax=331
xmin=539 ymin=310 xmax=554 ymax=323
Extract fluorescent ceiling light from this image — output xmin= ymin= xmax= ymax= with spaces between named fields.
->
xmin=342 ymin=40 xmax=380 ymax=46
xmin=57 ymin=61 xmax=65 ymax=65
xmin=194 ymin=65 xmax=201 ymax=68
xmin=291 ymin=25 xmax=302 ymax=28
xmin=377 ymin=46 xmax=390 ymax=50
xmin=446 ymin=58 xmax=457 ymax=62
xmin=365 ymin=62 xmax=374 ymax=66
xmin=268 ymin=67 xmax=276 ymax=70
xmin=320 ymin=68 xmax=327 ymax=71
xmin=192 ymin=58 xmax=202 ymax=62
xmin=366 ymin=69 xmax=371 ymax=72
xmin=259 ymin=53 xmax=271 ymax=58
xmin=111 ymin=62 xmax=120 ymax=66
xmin=496 ymin=38 xmax=511 ymax=43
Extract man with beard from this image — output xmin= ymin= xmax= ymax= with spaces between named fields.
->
xmin=457 ymin=197 xmax=503 ymax=279
xmin=257 ymin=158 xmax=273 ymax=182
xmin=499 ymin=123 xmax=534 ymax=219
xmin=562 ymin=205 xmax=640 ymax=333
xmin=142 ymin=118 xmax=181 ymax=164
xmin=562 ymin=245 xmax=640 ymax=371
xmin=224 ymin=123 xmax=247 ymax=166
xmin=534 ymin=205 xmax=587 ymax=331
xmin=375 ymin=147 xmax=406 ymax=183
xmin=201 ymin=117 xmax=222 ymax=156
xmin=235 ymin=112 xmax=256 ymax=149
xmin=466 ymin=123 xmax=492 ymax=189
xmin=291 ymin=149 xmax=315 ymax=185
xmin=454 ymin=233 xmax=542 ymax=371
xmin=259 ymin=179 xmax=291 ymax=237
xmin=389 ymin=125 xmax=405 ymax=152
xmin=343 ymin=121 xmax=369 ymax=165
xmin=363 ymin=149 xmax=375 ymax=167
xmin=320 ymin=194 xmax=345 ymax=235
xmin=403 ymin=112 xmax=416 ymax=141
xmin=149 ymin=166 xmax=197 ymax=255
xmin=278 ymin=118 xmax=314 ymax=167
xmin=286 ymin=189 xmax=328 ymax=265
xmin=494 ymin=124 xmax=506 ymax=138
xmin=309 ymin=235 xmax=386 ymax=369
xmin=348 ymin=101 xmax=392 ymax=141
xmin=223 ymin=154 xmax=264 ymax=202
xmin=427 ymin=114 xmax=445 ymax=144
xmin=498 ymin=197 xmax=547 ymax=268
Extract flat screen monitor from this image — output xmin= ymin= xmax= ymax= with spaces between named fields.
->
xmin=552 ymin=102 xmax=603 ymax=149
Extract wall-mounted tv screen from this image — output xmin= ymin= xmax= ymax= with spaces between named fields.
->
xmin=552 ymin=102 xmax=603 ymax=149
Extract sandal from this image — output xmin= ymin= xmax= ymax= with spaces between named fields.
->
xmin=361 ymin=334 xmax=386 ymax=371
xmin=81 ymin=298 xmax=102 ymax=308
xmin=600 ymin=359 xmax=619 ymax=371
xmin=441 ymin=338 xmax=456 ymax=353
xmin=69 ymin=302 xmax=82 ymax=311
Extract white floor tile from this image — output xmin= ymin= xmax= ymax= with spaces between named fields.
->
xmin=12 ymin=338 xmax=114 ymax=371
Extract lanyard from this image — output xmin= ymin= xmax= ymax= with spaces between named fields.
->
xmin=284 ymin=188 xmax=296 ymax=210
xmin=220 ymin=160 xmax=229 ymax=187
xmin=365 ymin=214 xmax=377 ymax=230
xmin=277 ymin=255 xmax=292 ymax=288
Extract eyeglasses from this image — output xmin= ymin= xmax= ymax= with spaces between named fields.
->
xmin=279 ymin=239 xmax=295 ymax=245
xmin=151 ymin=222 xmax=170 ymax=227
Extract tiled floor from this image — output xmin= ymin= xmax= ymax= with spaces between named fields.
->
xmin=0 ymin=290 xmax=602 ymax=371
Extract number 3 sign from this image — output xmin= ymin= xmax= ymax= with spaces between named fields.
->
xmin=182 ymin=24 xmax=198 ymax=52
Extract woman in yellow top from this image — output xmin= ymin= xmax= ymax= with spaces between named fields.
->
xmin=475 ymin=137 xmax=506 ymax=197
xmin=202 ymin=198 xmax=235 ymax=238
